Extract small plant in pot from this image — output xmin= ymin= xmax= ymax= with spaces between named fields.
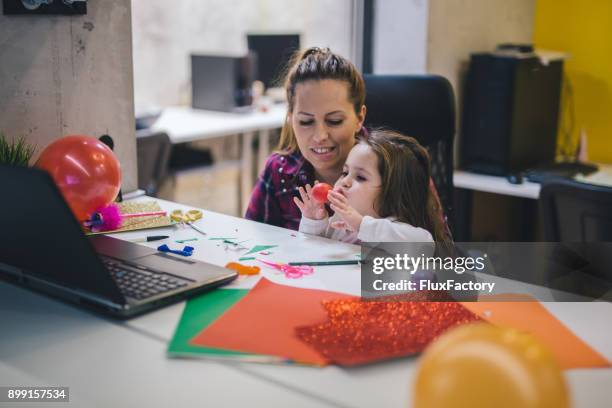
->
xmin=0 ymin=132 xmax=36 ymax=166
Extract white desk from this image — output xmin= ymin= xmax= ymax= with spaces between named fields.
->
xmin=151 ymin=104 xmax=287 ymax=214
xmin=2 ymin=197 xmax=612 ymax=407
xmin=452 ymin=165 xmax=612 ymax=240
xmin=453 ymin=170 xmax=541 ymax=199
xmin=453 ymin=164 xmax=612 ymax=200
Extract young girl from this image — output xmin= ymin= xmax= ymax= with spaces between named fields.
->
xmin=295 ymin=130 xmax=446 ymax=244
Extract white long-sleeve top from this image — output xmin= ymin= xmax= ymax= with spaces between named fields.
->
xmin=299 ymin=213 xmax=434 ymax=244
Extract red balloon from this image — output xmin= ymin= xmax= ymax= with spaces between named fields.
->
xmin=36 ymin=135 xmax=121 ymax=221
xmin=311 ymin=182 xmax=332 ymax=203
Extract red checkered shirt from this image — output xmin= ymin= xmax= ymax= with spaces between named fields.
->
xmin=245 ymin=152 xmax=312 ymax=230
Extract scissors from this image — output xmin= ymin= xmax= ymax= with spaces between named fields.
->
xmin=257 ymin=259 xmax=313 ymax=279
xmin=171 ymin=209 xmax=206 ymax=236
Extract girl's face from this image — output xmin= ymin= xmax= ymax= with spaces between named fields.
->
xmin=334 ymin=143 xmax=382 ymax=218
xmin=289 ymin=79 xmax=365 ymax=179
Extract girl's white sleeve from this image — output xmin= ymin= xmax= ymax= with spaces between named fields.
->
xmin=299 ymin=216 xmax=330 ymax=237
xmin=357 ymin=216 xmax=434 ymax=243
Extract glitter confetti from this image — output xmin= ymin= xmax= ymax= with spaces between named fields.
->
xmin=295 ymin=292 xmax=482 ymax=366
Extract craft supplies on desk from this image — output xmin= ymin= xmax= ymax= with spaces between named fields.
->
xmin=190 ymin=279 xmax=348 ymax=365
xmin=257 ymin=259 xmax=313 ymax=279
xmin=173 ymin=281 xmax=609 ymax=368
xmin=288 ymin=260 xmax=360 ymax=266
xmin=167 ymin=289 xmax=283 ymax=363
xmin=84 ymin=203 xmax=167 ymax=232
xmin=225 ymin=262 xmax=260 ymax=276
xmin=130 ymin=235 xmax=169 ymax=243
xmin=85 ymin=201 xmax=173 ymax=235
xmin=158 ymin=244 xmax=194 ymax=257
xmin=176 ymin=237 xmax=198 ymax=243
xmin=171 ymin=209 xmax=207 ymax=236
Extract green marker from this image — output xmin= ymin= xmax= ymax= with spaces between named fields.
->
xmin=176 ymin=237 xmax=198 ymax=243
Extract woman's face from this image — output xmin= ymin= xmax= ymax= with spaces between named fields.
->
xmin=289 ymin=79 xmax=365 ymax=179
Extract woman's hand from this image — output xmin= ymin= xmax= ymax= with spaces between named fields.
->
xmin=294 ymin=184 xmax=328 ymax=220
xmin=328 ymin=190 xmax=363 ymax=232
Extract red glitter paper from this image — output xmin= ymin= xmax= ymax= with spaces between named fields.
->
xmin=295 ymin=292 xmax=482 ymax=366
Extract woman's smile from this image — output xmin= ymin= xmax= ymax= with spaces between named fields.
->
xmin=310 ymin=145 xmax=337 ymax=159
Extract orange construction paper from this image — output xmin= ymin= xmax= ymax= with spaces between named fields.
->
xmin=462 ymin=295 xmax=610 ymax=370
xmin=190 ymin=278 xmax=355 ymax=365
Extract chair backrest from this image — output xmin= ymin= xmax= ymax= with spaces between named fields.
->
xmin=539 ymin=179 xmax=612 ymax=241
xmin=364 ymin=74 xmax=456 ymax=226
xmin=136 ymin=130 xmax=172 ymax=197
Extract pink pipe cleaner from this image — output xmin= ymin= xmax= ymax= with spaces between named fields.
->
xmin=84 ymin=203 xmax=166 ymax=232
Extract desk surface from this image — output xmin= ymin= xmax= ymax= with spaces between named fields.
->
xmin=454 ymin=164 xmax=612 ymax=199
xmin=454 ymin=170 xmax=541 ymax=199
xmin=2 ymin=198 xmax=612 ymax=408
xmin=151 ymin=104 xmax=287 ymax=144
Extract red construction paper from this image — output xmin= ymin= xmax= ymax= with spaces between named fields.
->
xmin=190 ymin=278 xmax=354 ymax=365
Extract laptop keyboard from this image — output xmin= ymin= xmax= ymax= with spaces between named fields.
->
xmin=102 ymin=258 xmax=192 ymax=300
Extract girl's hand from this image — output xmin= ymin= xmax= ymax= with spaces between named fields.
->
xmin=328 ymin=190 xmax=363 ymax=232
xmin=294 ymin=184 xmax=328 ymax=220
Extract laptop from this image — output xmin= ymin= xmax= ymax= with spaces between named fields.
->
xmin=0 ymin=165 xmax=237 ymax=318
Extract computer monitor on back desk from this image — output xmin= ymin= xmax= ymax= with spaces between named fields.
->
xmin=247 ymin=33 xmax=300 ymax=90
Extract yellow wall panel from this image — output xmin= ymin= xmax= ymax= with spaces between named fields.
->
xmin=534 ymin=0 xmax=612 ymax=162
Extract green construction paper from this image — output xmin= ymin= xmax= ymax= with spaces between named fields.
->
xmin=238 ymin=257 xmax=256 ymax=261
xmin=243 ymin=245 xmax=278 ymax=256
xmin=168 ymin=289 xmax=252 ymax=358
xmin=209 ymin=237 xmax=237 ymax=241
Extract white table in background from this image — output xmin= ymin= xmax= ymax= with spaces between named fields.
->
xmin=452 ymin=165 xmax=612 ymax=240
xmin=2 ymin=197 xmax=612 ymax=407
xmin=151 ymin=104 xmax=287 ymax=214
xmin=453 ymin=164 xmax=612 ymax=200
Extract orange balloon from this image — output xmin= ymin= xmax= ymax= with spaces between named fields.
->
xmin=36 ymin=135 xmax=121 ymax=221
xmin=414 ymin=323 xmax=569 ymax=408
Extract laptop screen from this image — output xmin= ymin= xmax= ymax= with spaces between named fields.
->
xmin=0 ymin=165 xmax=124 ymax=304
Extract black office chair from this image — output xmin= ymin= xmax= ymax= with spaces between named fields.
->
xmin=540 ymin=179 xmax=612 ymax=241
xmin=539 ymin=179 xmax=612 ymax=300
xmin=364 ymin=74 xmax=456 ymax=228
xmin=136 ymin=130 xmax=172 ymax=197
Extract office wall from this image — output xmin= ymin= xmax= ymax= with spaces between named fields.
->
xmin=534 ymin=0 xmax=612 ymax=163
xmin=132 ymin=0 xmax=354 ymax=111
xmin=0 ymin=0 xmax=137 ymax=192
xmin=427 ymin=0 xmax=535 ymax=99
xmin=373 ymin=0 xmax=428 ymax=74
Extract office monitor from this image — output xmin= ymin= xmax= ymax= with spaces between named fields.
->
xmin=247 ymin=33 xmax=300 ymax=89
xmin=191 ymin=54 xmax=255 ymax=112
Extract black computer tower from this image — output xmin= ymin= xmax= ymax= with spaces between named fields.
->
xmin=191 ymin=54 xmax=256 ymax=112
xmin=461 ymin=52 xmax=563 ymax=176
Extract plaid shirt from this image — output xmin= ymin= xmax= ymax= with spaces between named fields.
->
xmin=245 ymin=151 xmax=448 ymax=234
xmin=245 ymin=152 xmax=314 ymax=230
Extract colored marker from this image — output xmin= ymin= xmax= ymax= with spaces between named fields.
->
xmin=176 ymin=237 xmax=198 ymax=243
xmin=288 ymin=260 xmax=360 ymax=266
xmin=130 ymin=235 xmax=169 ymax=243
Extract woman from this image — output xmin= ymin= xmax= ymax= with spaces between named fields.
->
xmin=245 ymin=47 xmax=447 ymax=237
